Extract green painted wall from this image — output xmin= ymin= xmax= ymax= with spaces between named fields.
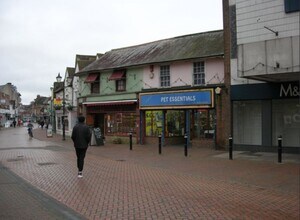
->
xmin=79 ymin=68 xmax=143 ymax=102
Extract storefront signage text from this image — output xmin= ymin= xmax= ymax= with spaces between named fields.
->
xmin=280 ymin=83 xmax=300 ymax=97
xmin=140 ymin=90 xmax=213 ymax=109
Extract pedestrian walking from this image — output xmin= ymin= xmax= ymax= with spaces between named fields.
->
xmin=13 ymin=120 xmax=16 ymax=128
xmin=71 ymin=116 xmax=91 ymax=178
xmin=40 ymin=121 xmax=44 ymax=129
xmin=27 ymin=121 xmax=34 ymax=139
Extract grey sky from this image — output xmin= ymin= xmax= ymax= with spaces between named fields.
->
xmin=0 ymin=0 xmax=223 ymax=105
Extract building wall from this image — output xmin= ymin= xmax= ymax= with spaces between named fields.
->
xmin=236 ymin=0 xmax=299 ymax=44
xmin=142 ymin=58 xmax=225 ymax=89
xmin=232 ymin=0 xmax=300 ymax=79
xmin=227 ymin=0 xmax=300 ymax=152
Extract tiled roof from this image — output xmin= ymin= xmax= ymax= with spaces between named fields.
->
xmin=34 ymin=96 xmax=49 ymax=105
xmin=75 ymin=54 xmax=96 ymax=63
xmin=79 ymin=30 xmax=223 ymax=74
xmin=66 ymin=67 xmax=75 ymax=77
xmin=78 ymin=60 xmax=96 ymax=71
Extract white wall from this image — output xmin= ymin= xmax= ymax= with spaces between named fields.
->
xmin=142 ymin=58 xmax=224 ymax=89
xmin=236 ymin=0 xmax=299 ymax=44
xmin=231 ymin=0 xmax=300 ymax=82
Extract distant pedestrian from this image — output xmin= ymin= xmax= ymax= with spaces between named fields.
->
xmin=27 ymin=121 xmax=34 ymax=138
xmin=40 ymin=121 xmax=45 ymax=129
xmin=71 ymin=116 xmax=91 ymax=178
xmin=13 ymin=120 xmax=16 ymax=128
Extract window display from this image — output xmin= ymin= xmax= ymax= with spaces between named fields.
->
xmin=105 ymin=112 xmax=136 ymax=135
xmin=145 ymin=111 xmax=163 ymax=136
xmin=192 ymin=109 xmax=215 ymax=139
xmin=166 ymin=110 xmax=185 ymax=137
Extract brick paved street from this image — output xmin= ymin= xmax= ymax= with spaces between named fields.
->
xmin=0 ymin=126 xmax=299 ymax=219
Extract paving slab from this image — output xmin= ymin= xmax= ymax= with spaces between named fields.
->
xmin=0 ymin=127 xmax=299 ymax=219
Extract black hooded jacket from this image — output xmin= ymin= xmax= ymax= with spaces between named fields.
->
xmin=71 ymin=122 xmax=91 ymax=149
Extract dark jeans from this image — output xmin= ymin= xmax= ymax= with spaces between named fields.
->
xmin=75 ymin=148 xmax=88 ymax=172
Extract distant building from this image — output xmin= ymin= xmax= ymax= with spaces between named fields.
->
xmin=0 ymin=83 xmax=21 ymax=126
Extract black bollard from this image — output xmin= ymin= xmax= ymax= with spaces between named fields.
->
xmin=158 ymin=135 xmax=162 ymax=154
xmin=278 ymin=135 xmax=282 ymax=163
xmin=129 ymin=132 xmax=133 ymax=150
xmin=184 ymin=134 xmax=188 ymax=157
xmin=229 ymin=136 xmax=233 ymax=160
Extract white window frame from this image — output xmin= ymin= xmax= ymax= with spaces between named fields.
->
xmin=193 ymin=62 xmax=205 ymax=85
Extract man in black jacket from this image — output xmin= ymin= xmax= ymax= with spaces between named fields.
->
xmin=71 ymin=116 xmax=92 ymax=178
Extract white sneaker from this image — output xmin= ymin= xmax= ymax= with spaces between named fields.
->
xmin=78 ymin=172 xmax=83 ymax=178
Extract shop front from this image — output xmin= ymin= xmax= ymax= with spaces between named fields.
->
xmin=231 ymin=81 xmax=300 ymax=153
xmin=83 ymin=100 xmax=140 ymax=144
xmin=139 ymin=89 xmax=216 ymax=147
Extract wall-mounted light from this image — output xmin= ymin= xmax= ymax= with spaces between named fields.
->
xmin=215 ymin=87 xmax=222 ymax=95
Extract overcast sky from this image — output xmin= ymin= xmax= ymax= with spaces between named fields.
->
xmin=0 ymin=0 xmax=223 ymax=105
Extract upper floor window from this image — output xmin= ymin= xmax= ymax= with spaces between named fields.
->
xmin=109 ymin=70 xmax=126 ymax=92
xmin=91 ymin=75 xmax=100 ymax=94
xmin=284 ymin=0 xmax=300 ymax=13
xmin=116 ymin=78 xmax=126 ymax=91
xmin=193 ymin=62 xmax=205 ymax=85
xmin=84 ymin=73 xmax=100 ymax=94
xmin=160 ymin=65 xmax=170 ymax=87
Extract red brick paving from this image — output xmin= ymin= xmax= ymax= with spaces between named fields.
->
xmin=0 ymin=127 xmax=299 ymax=219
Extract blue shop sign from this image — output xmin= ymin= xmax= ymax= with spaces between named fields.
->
xmin=140 ymin=90 xmax=213 ymax=109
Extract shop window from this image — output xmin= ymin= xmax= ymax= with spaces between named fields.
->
xmin=166 ymin=110 xmax=185 ymax=137
xmin=193 ymin=62 xmax=205 ymax=85
xmin=160 ymin=65 xmax=170 ymax=87
xmin=192 ymin=109 xmax=215 ymax=139
xmin=105 ymin=112 xmax=135 ymax=135
xmin=145 ymin=111 xmax=163 ymax=136
xmin=233 ymin=101 xmax=262 ymax=145
xmin=272 ymin=99 xmax=300 ymax=147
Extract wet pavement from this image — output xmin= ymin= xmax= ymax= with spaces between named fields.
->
xmin=0 ymin=126 xmax=299 ymax=219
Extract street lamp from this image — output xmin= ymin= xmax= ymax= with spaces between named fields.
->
xmin=56 ymin=73 xmax=66 ymax=140
xmin=50 ymin=86 xmax=54 ymax=132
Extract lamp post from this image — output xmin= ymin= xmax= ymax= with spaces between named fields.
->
xmin=56 ymin=73 xmax=66 ymax=140
xmin=50 ymin=86 xmax=54 ymax=132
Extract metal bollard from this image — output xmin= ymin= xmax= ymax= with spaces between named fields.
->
xmin=229 ymin=136 xmax=233 ymax=160
xmin=184 ymin=134 xmax=188 ymax=157
xmin=278 ymin=135 xmax=282 ymax=163
xmin=129 ymin=132 xmax=133 ymax=150
xmin=158 ymin=135 xmax=162 ymax=154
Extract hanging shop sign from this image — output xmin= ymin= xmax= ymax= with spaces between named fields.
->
xmin=139 ymin=89 xmax=214 ymax=109
xmin=54 ymin=98 xmax=62 ymax=106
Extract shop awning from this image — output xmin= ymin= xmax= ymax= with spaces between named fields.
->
xmin=85 ymin=73 xmax=99 ymax=83
xmin=83 ymin=99 xmax=137 ymax=106
xmin=109 ymin=71 xmax=125 ymax=80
